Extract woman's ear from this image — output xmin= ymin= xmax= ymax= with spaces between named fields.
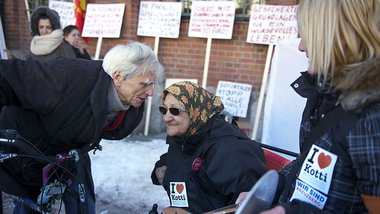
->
xmin=113 ymin=71 xmax=123 ymax=86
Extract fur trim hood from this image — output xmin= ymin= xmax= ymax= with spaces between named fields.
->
xmin=30 ymin=6 xmax=61 ymax=37
xmin=334 ymin=57 xmax=380 ymax=112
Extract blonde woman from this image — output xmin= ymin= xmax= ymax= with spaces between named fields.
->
xmin=260 ymin=0 xmax=380 ymax=213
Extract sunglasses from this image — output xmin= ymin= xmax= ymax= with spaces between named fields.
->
xmin=159 ymin=106 xmax=186 ymax=116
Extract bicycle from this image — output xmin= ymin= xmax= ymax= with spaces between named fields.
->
xmin=0 ymin=129 xmax=91 ymax=214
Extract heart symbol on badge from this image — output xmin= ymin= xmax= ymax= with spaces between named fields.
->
xmin=176 ymin=184 xmax=184 ymax=194
xmin=318 ymin=153 xmax=332 ymax=169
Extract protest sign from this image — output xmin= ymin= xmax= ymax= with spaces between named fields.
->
xmin=82 ymin=3 xmax=125 ymax=38
xmin=247 ymin=5 xmax=298 ymax=45
xmin=188 ymin=1 xmax=235 ymax=39
xmin=137 ymin=1 xmax=182 ymax=38
xmin=49 ymin=0 xmax=75 ymax=28
xmin=216 ymin=81 xmax=252 ymax=118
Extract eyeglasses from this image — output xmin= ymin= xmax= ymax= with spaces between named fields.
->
xmin=159 ymin=106 xmax=186 ymax=116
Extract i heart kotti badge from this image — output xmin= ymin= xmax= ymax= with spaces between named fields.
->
xmin=298 ymin=144 xmax=338 ymax=194
xmin=170 ymin=182 xmax=189 ymax=207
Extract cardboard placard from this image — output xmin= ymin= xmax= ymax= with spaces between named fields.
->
xmin=247 ymin=5 xmax=298 ymax=45
xmin=82 ymin=3 xmax=125 ymax=38
xmin=188 ymin=1 xmax=235 ymax=39
xmin=49 ymin=0 xmax=76 ymax=28
xmin=216 ymin=81 xmax=252 ymax=118
xmin=137 ymin=1 xmax=182 ymax=38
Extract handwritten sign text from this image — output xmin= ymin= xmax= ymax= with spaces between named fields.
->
xmin=49 ymin=0 xmax=75 ymax=28
xmin=247 ymin=5 xmax=298 ymax=45
xmin=188 ymin=1 xmax=235 ymax=39
xmin=216 ymin=81 xmax=252 ymax=118
xmin=82 ymin=4 xmax=125 ymax=38
xmin=137 ymin=1 xmax=182 ymax=38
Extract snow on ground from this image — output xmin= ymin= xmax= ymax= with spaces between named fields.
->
xmin=1 ymin=134 xmax=170 ymax=214
xmin=90 ymin=134 xmax=170 ymax=214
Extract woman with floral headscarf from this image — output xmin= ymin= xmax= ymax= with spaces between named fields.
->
xmin=151 ymin=81 xmax=267 ymax=213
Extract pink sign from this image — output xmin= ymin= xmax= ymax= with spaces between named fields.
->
xmin=188 ymin=1 xmax=235 ymax=39
xmin=247 ymin=5 xmax=298 ymax=45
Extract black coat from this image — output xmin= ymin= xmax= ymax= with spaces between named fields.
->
xmin=0 ymin=57 xmax=144 ymax=198
xmin=152 ymin=114 xmax=267 ymax=213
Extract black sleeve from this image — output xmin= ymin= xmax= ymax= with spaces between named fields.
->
xmin=151 ymin=153 xmax=167 ymax=185
xmin=282 ymin=199 xmax=324 ymax=214
xmin=0 ymin=59 xmax=66 ymax=113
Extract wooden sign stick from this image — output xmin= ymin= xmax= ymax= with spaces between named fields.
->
xmin=144 ymin=36 xmax=160 ymax=136
xmin=202 ymin=37 xmax=212 ymax=88
xmin=94 ymin=37 xmax=103 ymax=60
xmin=251 ymin=44 xmax=274 ymax=140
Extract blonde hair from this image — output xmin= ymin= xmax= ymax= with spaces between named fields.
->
xmin=297 ymin=0 xmax=380 ymax=82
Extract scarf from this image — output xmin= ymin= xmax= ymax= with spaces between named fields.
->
xmin=30 ymin=29 xmax=63 ymax=56
xmin=162 ymin=81 xmax=224 ymax=135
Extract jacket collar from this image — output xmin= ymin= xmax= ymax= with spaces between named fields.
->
xmin=334 ymin=57 xmax=380 ymax=112
xmin=292 ymin=57 xmax=380 ymax=112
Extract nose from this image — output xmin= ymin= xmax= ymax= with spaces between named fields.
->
xmin=145 ymin=85 xmax=154 ymax=96
xmin=298 ymin=39 xmax=306 ymax=52
xmin=162 ymin=110 xmax=173 ymax=123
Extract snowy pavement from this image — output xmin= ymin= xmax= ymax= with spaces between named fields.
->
xmin=1 ymin=133 xmax=170 ymax=214
xmin=91 ymin=134 xmax=170 ymax=214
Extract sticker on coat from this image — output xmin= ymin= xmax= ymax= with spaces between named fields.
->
xmin=170 ymin=182 xmax=189 ymax=207
xmin=290 ymin=179 xmax=327 ymax=209
xmin=298 ymin=144 xmax=337 ymax=194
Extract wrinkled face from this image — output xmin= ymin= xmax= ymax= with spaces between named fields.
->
xmin=162 ymin=94 xmax=190 ymax=136
xmin=64 ymin=29 xmax=81 ymax=48
xmin=113 ymin=71 xmax=156 ymax=107
xmin=38 ymin=19 xmax=53 ymax=36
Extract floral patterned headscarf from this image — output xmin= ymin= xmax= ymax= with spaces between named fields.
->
xmin=162 ymin=81 xmax=224 ymax=135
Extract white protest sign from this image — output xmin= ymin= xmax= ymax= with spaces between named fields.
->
xmin=188 ymin=1 xmax=235 ymax=39
xmin=49 ymin=0 xmax=75 ymax=28
xmin=82 ymin=3 xmax=125 ymax=38
xmin=216 ymin=81 xmax=252 ymax=118
xmin=137 ymin=1 xmax=182 ymax=38
xmin=247 ymin=5 xmax=298 ymax=45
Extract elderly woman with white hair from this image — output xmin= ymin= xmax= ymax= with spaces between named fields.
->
xmin=0 ymin=41 xmax=163 ymax=214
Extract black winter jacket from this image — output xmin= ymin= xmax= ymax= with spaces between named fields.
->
xmin=0 ymin=57 xmax=144 ymax=198
xmin=277 ymin=58 xmax=380 ymax=213
xmin=152 ymin=114 xmax=267 ymax=213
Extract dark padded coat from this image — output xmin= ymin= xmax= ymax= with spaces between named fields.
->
xmin=0 ymin=57 xmax=144 ymax=199
xmin=152 ymin=114 xmax=267 ymax=213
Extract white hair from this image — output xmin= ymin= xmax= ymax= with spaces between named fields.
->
xmin=102 ymin=41 xmax=163 ymax=80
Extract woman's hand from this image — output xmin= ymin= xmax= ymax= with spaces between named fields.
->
xmin=73 ymin=40 xmax=85 ymax=54
xmin=235 ymin=192 xmax=249 ymax=204
xmin=155 ymin=165 xmax=167 ymax=185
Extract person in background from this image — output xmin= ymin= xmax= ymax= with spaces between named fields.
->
xmin=0 ymin=41 xmax=163 ymax=214
xmin=63 ymin=25 xmax=91 ymax=60
xmin=257 ymin=0 xmax=380 ymax=213
xmin=151 ymin=81 xmax=267 ymax=213
xmin=27 ymin=6 xmax=76 ymax=61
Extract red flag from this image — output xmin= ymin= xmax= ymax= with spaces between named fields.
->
xmin=75 ymin=0 xmax=88 ymax=43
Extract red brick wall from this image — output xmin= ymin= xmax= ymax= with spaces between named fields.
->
xmin=3 ymin=0 xmax=298 ymax=92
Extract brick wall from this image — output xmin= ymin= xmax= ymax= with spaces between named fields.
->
xmin=4 ymin=0 xmax=298 ymax=92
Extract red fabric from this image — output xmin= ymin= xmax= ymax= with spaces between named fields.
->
xmin=263 ymin=149 xmax=292 ymax=172
xmin=102 ymin=110 xmax=127 ymax=131
xmin=74 ymin=0 xmax=88 ymax=43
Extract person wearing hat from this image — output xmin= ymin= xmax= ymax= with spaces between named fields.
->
xmin=27 ymin=6 xmax=76 ymax=62
xmin=151 ymin=81 xmax=267 ymax=213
